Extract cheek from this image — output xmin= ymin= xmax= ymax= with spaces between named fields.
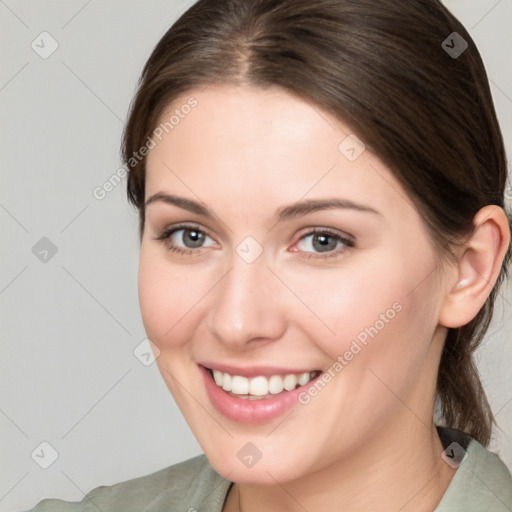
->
xmin=285 ymin=252 xmax=436 ymax=368
xmin=282 ymin=265 xmax=437 ymax=444
xmin=137 ymin=249 xmax=207 ymax=350
xmin=281 ymin=262 xmax=405 ymax=350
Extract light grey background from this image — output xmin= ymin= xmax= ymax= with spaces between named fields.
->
xmin=1 ymin=1 xmax=511 ymax=510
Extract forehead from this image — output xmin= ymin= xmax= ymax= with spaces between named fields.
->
xmin=144 ymin=85 xmax=413 ymax=223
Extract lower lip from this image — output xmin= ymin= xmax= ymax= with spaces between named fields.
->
xmin=199 ymin=364 xmax=321 ymax=424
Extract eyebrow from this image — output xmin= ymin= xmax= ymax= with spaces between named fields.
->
xmin=144 ymin=192 xmax=381 ymax=222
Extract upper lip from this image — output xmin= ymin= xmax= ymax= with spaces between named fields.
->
xmin=200 ymin=362 xmax=321 ymax=378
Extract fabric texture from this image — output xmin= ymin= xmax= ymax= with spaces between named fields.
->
xmin=22 ymin=427 xmax=512 ymax=512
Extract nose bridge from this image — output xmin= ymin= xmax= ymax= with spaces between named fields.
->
xmin=207 ymin=251 xmax=284 ymax=348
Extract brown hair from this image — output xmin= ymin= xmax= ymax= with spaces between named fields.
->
xmin=121 ymin=0 xmax=511 ymax=445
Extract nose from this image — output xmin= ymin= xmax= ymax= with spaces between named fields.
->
xmin=206 ymin=253 xmax=287 ymax=350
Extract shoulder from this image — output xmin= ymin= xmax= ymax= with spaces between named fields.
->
xmin=435 ymin=427 xmax=512 ymax=511
xmin=22 ymin=454 xmax=232 ymax=512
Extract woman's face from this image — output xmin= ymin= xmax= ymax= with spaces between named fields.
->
xmin=139 ymin=85 xmax=451 ymax=483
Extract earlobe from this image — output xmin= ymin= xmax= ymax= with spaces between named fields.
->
xmin=439 ymin=205 xmax=511 ymax=329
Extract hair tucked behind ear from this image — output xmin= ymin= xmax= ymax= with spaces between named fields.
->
xmin=121 ymin=0 xmax=511 ymax=445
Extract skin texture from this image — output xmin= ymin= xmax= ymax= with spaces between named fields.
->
xmin=138 ymin=85 xmax=510 ymax=511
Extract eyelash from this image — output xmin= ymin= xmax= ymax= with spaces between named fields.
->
xmin=153 ymin=223 xmax=355 ymax=260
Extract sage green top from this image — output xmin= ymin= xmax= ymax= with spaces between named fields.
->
xmin=22 ymin=428 xmax=512 ymax=511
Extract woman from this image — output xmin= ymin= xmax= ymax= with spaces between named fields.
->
xmin=25 ymin=0 xmax=512 ymax=510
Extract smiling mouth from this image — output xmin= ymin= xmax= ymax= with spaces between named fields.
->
xmin=205 ymin=367 xmax=322 ymax=400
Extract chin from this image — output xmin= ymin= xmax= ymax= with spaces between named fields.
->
xmin=195 ymin=432 xmax=322 ymax=485
xmin=206 ymin=451 xmax=305 ymax=485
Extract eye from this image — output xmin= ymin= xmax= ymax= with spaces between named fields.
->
xmin=291 ymin=228 xmax=354 ymax=259
xmin=154 ymin=224 xmax=354 ymax=260
xmin=153 ymin=224 xmax=217 ymax=255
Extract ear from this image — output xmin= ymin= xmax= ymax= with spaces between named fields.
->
xmin=439 ymin=205 xmax=511 ymax=328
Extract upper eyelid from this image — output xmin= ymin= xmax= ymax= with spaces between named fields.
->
xmin=155 ymin=223 xmax=217 ymax=244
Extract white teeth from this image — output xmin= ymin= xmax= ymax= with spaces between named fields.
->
xmin=231 ymin=375 xmax=249 ymax=395
xmin=283 ymin=374 xmax=298 ymax=391
xmin=221 ymin=373 xmax=232 ymax=392
xmin=249 ymin=376 xmax=268 ymax=396
xmin=210 ymin=369 xmax=319 ymax=396
xmin=213 ymin=370 xmax=223 ymax=386
xmin=268 ymin=375 xmax=284 ymax=394
xmin=297 ymin=372 xmax=311 ymax=386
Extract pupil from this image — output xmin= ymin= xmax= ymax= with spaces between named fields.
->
xmin=184 ymin=229 xmax=204 ymax=248
xmin=313 ymin=233 xmax=336 ymax=253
